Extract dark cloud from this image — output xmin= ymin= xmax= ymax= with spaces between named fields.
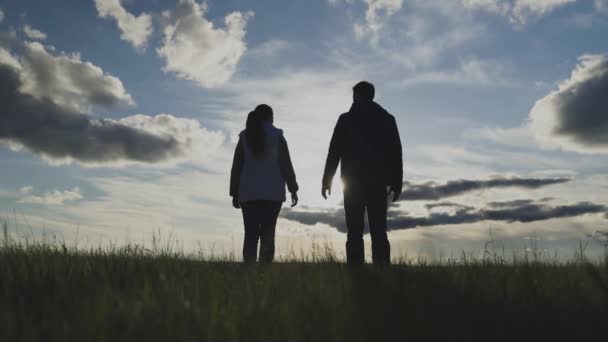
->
xmin=530 ymin=54 xmax=608 ymax=153
xmin=16 ymin=42 xmax=134 ymax=112
xmin=282 ymin=201 xmax=607 ymax=233
xmin=486 ymin=197 xmax=554 ymax=208
xmin=0 ymin=64 xmax=195 ymax=165
xmin=486 ymin=199 xmax=535 ymax=208
xmin=425 ymin=202 xmax=475 ymax=211
xmin=401 ymin=177 xmax=570 ymax=201
xmin=478 ymin=202 xmax=606 ymax=223
xmin=282 ymin=207 xmax=348 ymax=232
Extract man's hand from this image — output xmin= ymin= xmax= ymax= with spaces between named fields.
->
xmin=389 ymin=186 xmax=401 ymax=202
xmin=322 ymin=185 xmax=331 ymax=200
xmin=232 ymin=196 xmax=241 ymax=209
xmin=291 ymin=192 xmax=299 ymax=207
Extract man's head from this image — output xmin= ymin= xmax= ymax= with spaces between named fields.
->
xmin=352 ymin=81 xmax=375 ymax=103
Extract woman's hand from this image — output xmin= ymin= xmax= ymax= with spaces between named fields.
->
xmin=232 ymin=196 xmax=241 ymax=209
xmin=291 ymin=192 xmax=299 ymax=207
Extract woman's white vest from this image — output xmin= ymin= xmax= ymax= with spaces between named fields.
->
xmin=238 ymin=124 xmax=286 ymax=203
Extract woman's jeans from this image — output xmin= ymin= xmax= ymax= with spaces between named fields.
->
xmin=241 ymin=200 xmax=282 ymax=263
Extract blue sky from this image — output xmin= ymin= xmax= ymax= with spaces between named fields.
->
xmin=1 ymin=0 xmax=607 ymax=259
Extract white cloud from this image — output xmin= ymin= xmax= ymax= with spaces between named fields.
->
xmin=336 ymin=0 xmax=485 ymax=70
xmin=595 ymin=0 xmax=608 ymax=13
xmin=0 ymin=46 xmax=20 ymax=69
xmin=23 ymin=25 xmax=47 ymax=40
xmin=16 ymin=41 xmax=134 ymax=112
xmin=462 ymin=0 xmax=576 ymax=27
xmin=354 ymin=0 xmax=404 ymax=42
xmin=563 ymin=0 xmax=608 ymax=28
xmin=95 ymin=0 xmax=153 ymax=50
xmin=248 ymin=40 xmax=292 ymax=58
xmin=0 ymin=8 xmax=5 ymax=23
xmin=462 ymin=0 xmax=510 ymax=15
xmin=157 ymin=0 xmax=253 ymax=88
xmin=465 ymin=125 xmax=537 ymax=149
xmin=567 ymin=12 xmax=596 ymax=28
xmin=529 ymin=54 xmax=608 ymax=154
xmin=18 ymin=186 xmax=83 ymax=205
xmin=512 ymin=0 xmax=576 ymax=24
xmin=399 ymin=58 xmax=514 ymax=87
xmin=328 ymin=0 xmax=356 ymax=5
xmin=364 ymin=0 xmax=404 ymax=31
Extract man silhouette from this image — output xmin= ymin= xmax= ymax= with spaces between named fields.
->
xmin=322 ymin=81 xmax=403 ymax=265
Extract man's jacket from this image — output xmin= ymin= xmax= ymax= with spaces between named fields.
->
xmin=322 ymin=101 xmax=403 ymax=192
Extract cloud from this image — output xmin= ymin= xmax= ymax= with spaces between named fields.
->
xmin=18 ymin=186 xmax=82 ymax=205
xmin=283 ymin=200 xmax=607 ymax=233
xmin=400 ymin=177 xmax=570 ymax=201
xmin=529 ymin=54 xmax=608 ymax=154
xmin=399 ymin=58 xmax=513 ymax=87
xmin=390 ymin=201 xmax=607 ymax=230
xmin=157 ymin=0 xmax=253 ymax=88
xmin=334 ymin=1 xmax=486 ymax=71
xmin=462 ymin=0 xmax=576 ymax=27
xmin=462 ymin=0 xmax=511 ymax=15
xmin=0 ymin=9 xmax=5 ymax=23
xmin=14 ymin=42 xmax=134 ymax=112
xmin=328 ymin=0 xmax=356 ymax=5
xmin=486 ymin=199 xmax=538 ymax=208
xmin=0 ymin=62 xmax=223 ymax=166
xmin=0 ymin=45 xmax=20 ymax=69
xmin=116 ymin=113 xmax=225 ymax=164
xmin=466 ymin=125 xmax=536 ymax=149
xmin=473 ymin=55 xmax=608 ymax=155
xmin=282 ymin=206 xmax=348 ymax=231
xmin=596 ymin=0 xmax=608 ymax=12
xmin=565 ymin=0 xmax=608 ymax=28
xmin=22 ymin=25 xmax=47 ymax=40
xmin=94 ymin=0 xmax=153 ymax=50
xmin=248 ymin=40 xmax=292 ymax=58
xmin=354 ymin=0 xmax=404 ymax=41
xmin=425 ymin=202 xmax=475 ymax=211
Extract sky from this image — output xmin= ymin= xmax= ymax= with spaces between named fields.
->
xmin=1 ymin=0 xmax=608 ymax=260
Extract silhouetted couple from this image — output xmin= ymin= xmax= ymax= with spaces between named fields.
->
xmin=230 ymin=82 xmax=403 ymax=264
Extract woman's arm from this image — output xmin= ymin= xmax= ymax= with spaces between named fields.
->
xmin=278 ymin=136 xmax=299 ymax=194
xmin=229 ymin=138 xmax=244 ymax=200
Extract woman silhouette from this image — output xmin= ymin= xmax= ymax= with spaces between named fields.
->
xmin=230 ymin=104 xmax=299 ymax=263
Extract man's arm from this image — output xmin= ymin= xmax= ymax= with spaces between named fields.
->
xmin=389 ymin=116 xmax=403 ymax=201
xmin=229 ymin=138 xmax=244 ymax=200
xmin=322 ymin=116 xmax=344 ymax=198
xmin=279 ymin=136 xmax=299 ymax=194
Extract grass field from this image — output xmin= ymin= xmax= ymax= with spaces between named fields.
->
xmin=2 ymin=237 xmax=608 ymax=342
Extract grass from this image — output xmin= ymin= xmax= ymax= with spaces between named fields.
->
xmin=1 ymin=235 xmax=608 ymax=342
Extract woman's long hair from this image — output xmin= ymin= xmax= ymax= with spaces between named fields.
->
xmin=245 ymin=105 xmax=274 ymax=158
xmin=245 ymin=110 xmax=265 ymax=158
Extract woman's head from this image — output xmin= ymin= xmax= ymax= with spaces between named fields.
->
xmin=255 ymin=104 xmax=273 ymax=124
